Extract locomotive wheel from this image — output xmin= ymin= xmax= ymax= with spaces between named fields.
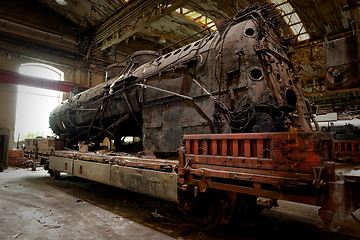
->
xmin=205 ymin=191 xmax=236 ymax=227
xmin=49 ymin=170 xmax=60 ymax=179
xmin=179 ymin=189 xmax=264 ymax=228
xmin=178 ymin=187 xmax=197 ymax=217
xmin=206 ymin=193 xmax=265 ymax=227
xmin=44 ymin=161 xmax=49 ymax=171
xmin=31 ymin=162 xmax=36 ymax=171
xmin=231 ymin=194 xmax=264 ymax=224
xmin=178 ymin=188 xmax=224 ymax=227
xmin=53 ymin=171 xmax=60 ymax=179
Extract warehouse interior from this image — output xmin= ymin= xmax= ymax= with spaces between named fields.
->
xmin=0 ymin=0 xmax=360 ymax=149
xmin=0 ymin=0 xmax=360 ymax=239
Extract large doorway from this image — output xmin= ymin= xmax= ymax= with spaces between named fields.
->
xmin=15 ymin=63 xmax=63 ymax=142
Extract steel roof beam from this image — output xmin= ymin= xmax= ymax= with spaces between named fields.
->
xmin=0 ymin=70 xmax=84 ymax=93
xmin=94 ymin=0 xmax=189 ymax=50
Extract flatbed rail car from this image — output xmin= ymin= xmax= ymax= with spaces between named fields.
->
xmin=42 ymin=3 xmax=360 ymax=229
xmin=23 ymin=137 xmax=64 ymax=170
xmin=47 ymin=132 xmax=360 ymax=229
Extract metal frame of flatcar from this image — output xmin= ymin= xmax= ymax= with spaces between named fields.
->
xmin=41 ymin=132 xmax=360 ymax=229
xmin=179 ymin=132 xmax=360 ymax=228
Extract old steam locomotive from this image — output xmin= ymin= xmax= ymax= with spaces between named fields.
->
xmin=45 ymin=3 xmax=359 ymax=228
xmin=49 ymin=4 xmax=315 ymax=152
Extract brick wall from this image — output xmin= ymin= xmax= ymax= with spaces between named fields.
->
xmin=7 ymin=150 xmax=23 ymax=167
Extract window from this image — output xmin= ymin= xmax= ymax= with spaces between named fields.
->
xmin=268 ymin=0 xmax=310 ymax=41
xmin=15 ymin=63 xmax=63 ymax=141
xmin=175 ymin=7 xmax=217 ymax=31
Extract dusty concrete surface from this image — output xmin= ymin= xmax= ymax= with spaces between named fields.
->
xmin=0 ymin=167 xmax=359 ymax=240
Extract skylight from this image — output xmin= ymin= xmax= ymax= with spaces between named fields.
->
xmin=173 ymin=3 xmax=308 ymax=40
xmin=175 ymin=8 xmax=217 ymax=31
xmin=269 ymin=0 xmax=310 ymax=41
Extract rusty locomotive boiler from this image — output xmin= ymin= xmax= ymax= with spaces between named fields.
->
xmin=49 ymin=3 xmax=317 ymax=153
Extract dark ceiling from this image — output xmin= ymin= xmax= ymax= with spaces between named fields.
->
xmin=0 ymin=0 xmax=353 ymax=58
xmin=32 ymin=0 xmax=351 ymax=50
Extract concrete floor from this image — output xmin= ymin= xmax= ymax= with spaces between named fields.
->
xmin=0 ymin=168 xmax=359 ymax=240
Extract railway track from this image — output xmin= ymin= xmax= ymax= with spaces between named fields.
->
xmin=50 ymin=172 xmax=360 ymax=240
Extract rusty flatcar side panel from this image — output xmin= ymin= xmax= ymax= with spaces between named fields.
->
xmin=110 ymin=165 xmax=177 ymax=202
xmin=49 ymin=156 xmax=73 ymax=175
xmin=48 ymin=154 xmax=178 ymax=202
xmin=180 ymin=132 xmax=335 ymax=205
xmin=183 ymin=133 xmax=334 ymax=175
xmin=334 ymin=140 xmax=360 ymax=162
xmin=73 ymin=160 xmax=111 ymax=185
xmin=24 ymin=137 xmax=64 ymax=155
xmin=180 ymin=132 xmax=360 ymax=226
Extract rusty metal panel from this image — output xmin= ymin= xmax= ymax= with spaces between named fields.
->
xmin=49 ymin=156 xmax=73 ymax=174
xmin=182 ymin=98 xmax=215 ymax=128
xmin=73 ymin=160 xmax=111 ymax=185
xmin=143 ymin=102 xmax=184 ymax=152
xmin=324 ymin=36 xmax=357 ymax=67
xmin=324 ymin=35 xmax=360 ymax=89
xmin=25 ymin=137 xmax=64 ymax=155
xmin=110 ymin=165 xmax=177 ymax=202
xmin=143 ymin=106 xmax=162 ymax=129
xmin=49 ymin=152 xmax=178 ymax=202
xmin=49 ymin=4 xmax=317 ymax=153
xmin=319 ymin=180 xmax=357 ymax=225
xmin=334 ymin=140 xmax=360 ymax=162
xmin=143 ymin=76 xmax=187 ymax=102
xmin=183 ymin=132 xmax=334 ymax=175
xmin=161 ymin=104 xmax=183 ymax=152
xmin=179 ymin=132 xmax=335 ymax=208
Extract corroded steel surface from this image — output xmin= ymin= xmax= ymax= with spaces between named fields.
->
xmin=52 ymin=150 xmax=178 ymax=172
xmin=24 ymin=137 xmax=64 ymax=156
xmin=23 ymin=137 xmax=64 ymax=170
xmin=49 ymin=3 xmax=317 ymax=152
xmin=335 ymin=140 xmax=360 ymax=163
xmin=43 ymin=3 xmax=360 ymax=229
xmin=48 ymin=155 xmax=178 ymax=202
xmin=324 ymin=35 xmax=360 ymax=89
xmin=181 ymin=132 xmax=360 ymax=228
xmin=180 ymin=133 xmax=334 ymax=204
